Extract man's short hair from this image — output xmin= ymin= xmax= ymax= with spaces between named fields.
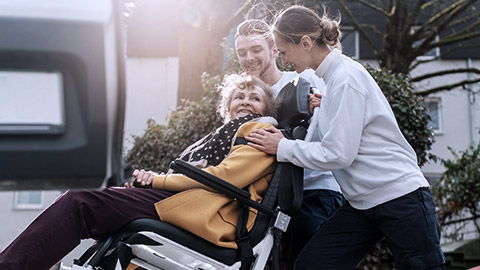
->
xmin=235 ymin=19 xmax=274 ymax=48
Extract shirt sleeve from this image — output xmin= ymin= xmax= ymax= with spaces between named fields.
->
xmin=152 ymin=122 xmax=276 ymax=192
xmin=277 ymin=83 xmax=365 ymax=171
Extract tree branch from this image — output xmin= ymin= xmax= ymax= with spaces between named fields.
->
xmin=410 ymin=54 xmax=444 ymax=71
xmin=338 ymin=0 xmax=380 ymax=56
xmin=408 ymin=0 xmax=428 ymax=30
xmin=355 ymin=0 xmax=391 ymax=17
xmin=433 ymin=30 xmax=480 ymax=48
xmin=441 ymin=214 xmax=480 ymax=226
xmin=228 ymin=0 xmax=259 ymax=30
xmin=416 ymin=78 xmax=480 ymax=96
xmin=446 ymin=11 xmax=480 ymax=29
xmin=412 ymin=67 xmax=480 ymax=82
xmin=360 ymin=23 xmax=384 ymax=37
xmin=422 ymin=0 xmax=471 ymax=31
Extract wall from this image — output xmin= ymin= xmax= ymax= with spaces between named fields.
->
xmin=123 ymin=57 xmax=179 ymax=151
xmin=412 ymin=59 xmax=480 ymax=177
xmin=359 ymin=58 xmax=480 ymax=178
xmin=0 ymin=190 xmax=59 ymax=251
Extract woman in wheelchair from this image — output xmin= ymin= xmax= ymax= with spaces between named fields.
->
xmin=0 ymin=73 xmax=278 ymax=270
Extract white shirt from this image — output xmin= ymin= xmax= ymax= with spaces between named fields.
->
xmin=272 ymin=69 xmax=341 ymax=192
xmin=277 ymin=49 xmax=429 ymax=209
xmin=271 ymin=69 xmax=325 ymax=96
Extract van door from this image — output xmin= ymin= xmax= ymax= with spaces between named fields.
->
xmin=0 ymin=0 xmax=126 ymax=190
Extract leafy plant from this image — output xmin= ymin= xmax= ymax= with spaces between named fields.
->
xmin=432 ymin=142 xmax=480 ymax=241
xmin=124 ymin=33 xmax=243 ymax=173
xmin=366 ymin=65 xmax=435 ymax=167
xmin=356 ymin=239 xmax=396 ymax=270
xmin=124 ymin=73 xmax=224 ymax=173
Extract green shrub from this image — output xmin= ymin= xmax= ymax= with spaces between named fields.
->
xmin=366 ymin=65 xmax=435 ymax=167
xmin=432 ymin=142 xmax=480 ymax=241
xmin=124 ymin=39 xmax=243 ymax=173
xmin=124 ymin=72 xmax=224 ymax=172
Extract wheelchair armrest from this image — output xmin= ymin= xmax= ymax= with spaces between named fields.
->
xmin=170 ymin=159 xmax=276 ymax=217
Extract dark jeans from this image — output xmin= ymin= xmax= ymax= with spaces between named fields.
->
xmin=294 ymin=187 xmax=445 ymax=270
xmin=285 ymin=189 xmax=343 ymax=270
xmin=0 ymin=187 xmax=173 ymax=270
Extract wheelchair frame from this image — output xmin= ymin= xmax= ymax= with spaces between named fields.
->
xmin=60 ymin=76 xmax=312 ymax=270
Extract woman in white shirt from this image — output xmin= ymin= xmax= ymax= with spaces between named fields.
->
xmin=246 ymin=5 xmax=445 ymax=270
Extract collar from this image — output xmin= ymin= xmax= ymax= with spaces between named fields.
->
xmin=315 ymin=48 xmax=342 ymax=79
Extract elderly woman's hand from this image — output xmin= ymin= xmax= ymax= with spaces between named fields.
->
xmin=124 ymin=169 xmax=162 ymax=188
xmin=246 ymin=126 xmax=284 ymax=155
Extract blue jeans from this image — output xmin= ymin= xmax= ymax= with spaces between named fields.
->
xmin=285 ymin=189 xmax=343 ymax=270
xmin=294 ymin=187 xmax=445 ymax=270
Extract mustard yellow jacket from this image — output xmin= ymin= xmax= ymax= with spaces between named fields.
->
xmin=151 ymin=121 xmax=276 ymax=249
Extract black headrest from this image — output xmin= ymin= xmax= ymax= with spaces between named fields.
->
xmin=276 ymin=76 xmax=311 ymax=129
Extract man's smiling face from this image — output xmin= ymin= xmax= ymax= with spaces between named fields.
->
xmin=235 ymin=35 xmax=276 ymax=78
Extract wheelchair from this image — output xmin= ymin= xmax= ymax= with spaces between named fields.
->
xmin=60 ymin=76 xmax=313 ymax=270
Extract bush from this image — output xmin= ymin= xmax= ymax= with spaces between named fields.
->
xmin=355 ymin=239 xmax=396 ymax=270
xmin=432 ymin=142 xmax=480 ymax=241
xmin=124 ymin=38 xmax=244 ymax=173
xmin=124 ymin=73 xmax=224 ymax=172
xmin=366 ymin=66 xmax=435 ymax=167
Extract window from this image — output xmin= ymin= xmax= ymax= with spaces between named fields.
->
xmin=341 ymin=26 xmax=359 ymax=59
xmin=14 ymin=191 xmax=43 ymax=210
xmin=0 ymin=70 xmax=65 ymax=134
xmin=411 ymin=26 xmax=440 ymax=60
xmin=424 ymin=98 xmax=443 ymax=134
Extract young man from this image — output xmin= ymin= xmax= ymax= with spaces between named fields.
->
xmin=235 ymin=19 xmax=343 ymax=269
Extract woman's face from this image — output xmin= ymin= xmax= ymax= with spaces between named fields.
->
xmin=274 ymin=33 xmax=310 ymax=73
xmin=229 ymin=85 xmax=267 ymax=119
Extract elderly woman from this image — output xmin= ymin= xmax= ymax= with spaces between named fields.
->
xmin=0 ymin=73 xmax=278 ymax=270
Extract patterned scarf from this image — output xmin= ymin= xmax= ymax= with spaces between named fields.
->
xmin=175 ymin=113 xmax=261 ymax=169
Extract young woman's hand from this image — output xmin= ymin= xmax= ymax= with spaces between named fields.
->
xmin=246 ymin=126 xmax=284 ymax=155
xmin=309 ymin=92 xmax=322 ymax=115
xmin=124 ymin=169 xmax=162 ymax=188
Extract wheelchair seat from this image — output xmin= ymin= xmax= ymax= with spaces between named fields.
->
xmin=119 ymin=218 xmax=238 ymax=265
xmin=64 ymin=76 xmax=313 ymax=270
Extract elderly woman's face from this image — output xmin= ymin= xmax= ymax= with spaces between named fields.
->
xmin=229 ymin=85 xmax=267 ymax=119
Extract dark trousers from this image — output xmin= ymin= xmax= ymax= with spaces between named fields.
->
xmin=284 ymin=189 xmax=343 ymax=270
xmin=294 ymin=187 xmax=445 ymax=270
xmin=0 ymin=187 xmax=173 ymax=270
